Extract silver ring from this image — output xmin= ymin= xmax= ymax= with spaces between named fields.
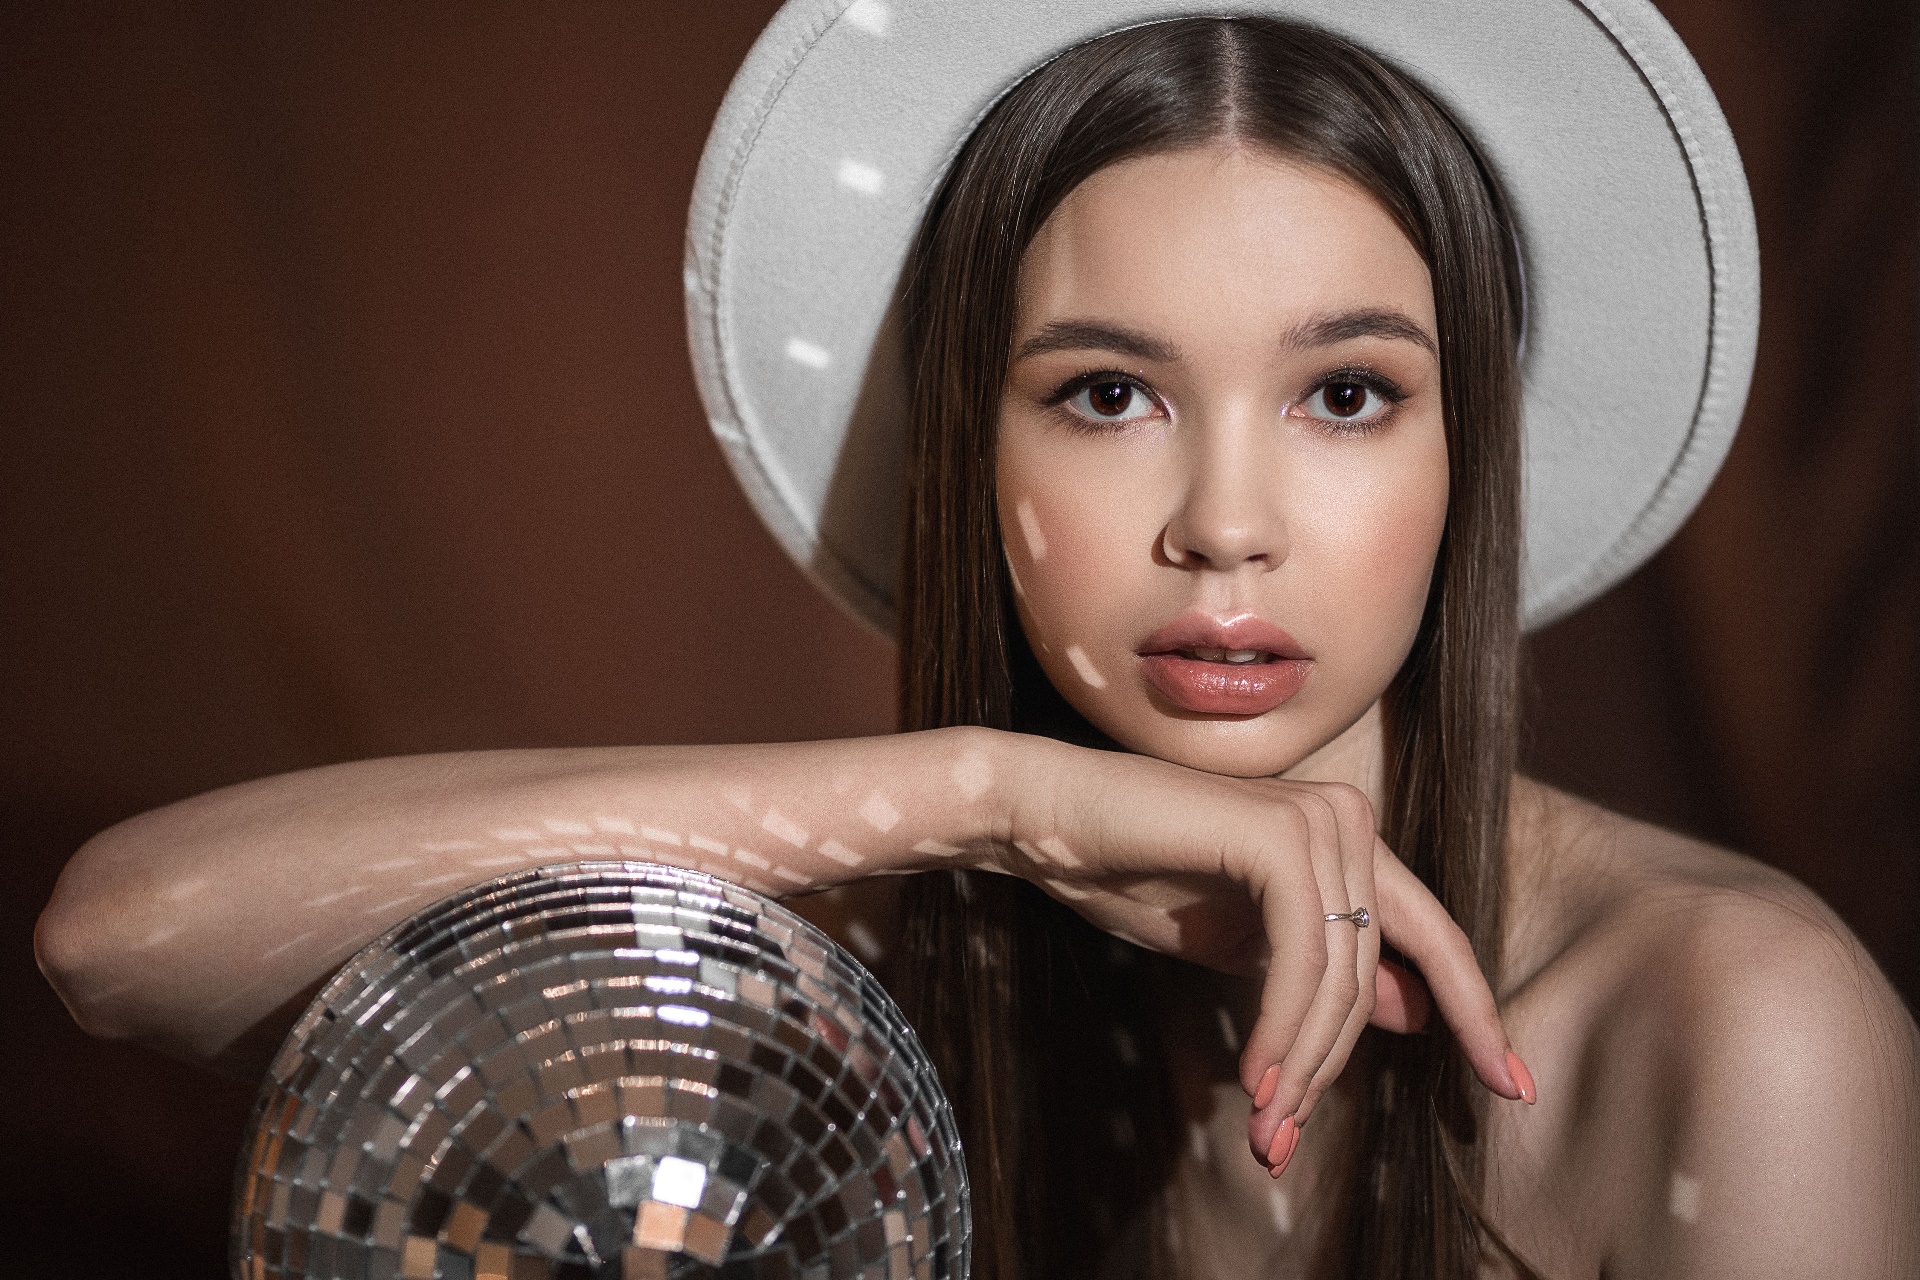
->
xmin=1324 ymin=907 xmax=1372 ymax=928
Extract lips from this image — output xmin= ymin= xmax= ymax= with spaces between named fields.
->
xmin=1137 ymin=613 xmax=1313 ymax=716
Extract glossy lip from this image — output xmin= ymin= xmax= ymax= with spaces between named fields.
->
xmin=1137 ymin=612 xmax=1313 ymax=716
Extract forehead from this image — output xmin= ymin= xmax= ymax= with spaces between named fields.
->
xmin=1017 ymin=145 xmax=1434 ymax=338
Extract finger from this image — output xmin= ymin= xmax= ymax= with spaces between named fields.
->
xmin=1244 ymin=793 xmax=1360 ymax=1158
xmin=1373 ymin=842 xmax=1535 ymax=1103
xmin=1229 ymin=798 xmax=1323 ymax=1075
xmin=1291 ymin=790 xmax=1383 ymax=1128
xmin=1369 ymin=958 xmax=1432 ymax=1033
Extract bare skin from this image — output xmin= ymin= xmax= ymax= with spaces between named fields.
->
xmin=36 ymin=143 xmax=1919 ymax=1275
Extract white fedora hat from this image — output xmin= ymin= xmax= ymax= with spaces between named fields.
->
xmin=685 ymin=0 xmax=1758 ymax=635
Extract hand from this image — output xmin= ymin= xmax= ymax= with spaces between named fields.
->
xmin=993 ymin=740 xmax=1532 ymax=1169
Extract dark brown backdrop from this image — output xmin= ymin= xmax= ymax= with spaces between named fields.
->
xmin=2 ymin=4 xmax=1912 ymax=1275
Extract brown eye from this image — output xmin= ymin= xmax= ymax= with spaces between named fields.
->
xmin=1065 ymin=379 xmax=1156 ymax=423
xmin=1322 ymin=382 xmax=1365 ymax=417
xmin=1089 ymin=381 xmax=1134 ymax=416
xmin=1301 ymin=379 xmax=1391 ymax=425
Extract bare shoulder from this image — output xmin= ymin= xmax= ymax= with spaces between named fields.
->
xmin=1489 ymin=781 xmax=1920 ymax=1279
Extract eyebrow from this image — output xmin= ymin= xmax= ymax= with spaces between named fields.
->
xmin=1013 ymin=321 xmax=1180 ymax=363
xmin=1013 ymin=307 xmax=1436 ymax=364
xmin=1284 ymin=307 xmax=1437 ymax=356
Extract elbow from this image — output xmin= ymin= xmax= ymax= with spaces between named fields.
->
xmin=34 ymin=825 xmax=149 ymax=1042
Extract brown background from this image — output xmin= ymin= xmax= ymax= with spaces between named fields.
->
xmin=1 ymin=3 xmax=1912 ymax=1275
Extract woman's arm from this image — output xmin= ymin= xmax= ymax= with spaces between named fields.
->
xmin=35 ymin=726 xmax=1532 ymax=1137
xmin=35 ymin=728 xmax=1015 ymax=1070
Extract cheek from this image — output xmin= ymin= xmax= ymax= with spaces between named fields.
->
xmin=1303 ymin=443 xmax=1450 ymax=645
xmin=999 ymin=451 xmax=1160 ymax=666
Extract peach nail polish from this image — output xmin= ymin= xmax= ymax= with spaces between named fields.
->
xmin=1506 ymin=1051 xmax=1537 ymax=1105
xmin=1264 ymin=1116 xmax=1296 ymax=1167
xmin=1267 ymin=1117 xmax=1301 ymax=1178
xmin=1254 ymin=1064 xmax=1281 ymax=1111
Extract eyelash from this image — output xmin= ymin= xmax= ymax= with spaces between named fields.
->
xmin=1301 ymin=365 xmax=1409 ymax=434
xmin=1043 ymin=370 xmax=1163 ymax=433
xmin=1040 ymin=365 xmax=1410 ymax=434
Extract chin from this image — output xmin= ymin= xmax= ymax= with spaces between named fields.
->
xmin=1107 ymin=716 xmax=1322 ymax=780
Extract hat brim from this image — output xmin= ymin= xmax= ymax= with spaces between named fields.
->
xmin=685 ymin=0 xmax=1758 ymax=635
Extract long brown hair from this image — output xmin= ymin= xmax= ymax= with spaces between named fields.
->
xmin=894 ymin=18 xmax=1524 ymax=1280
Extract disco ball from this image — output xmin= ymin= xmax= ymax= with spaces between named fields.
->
xmin=232 ymin=862 xmax=970 ymax=1280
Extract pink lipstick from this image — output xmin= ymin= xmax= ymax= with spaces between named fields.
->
xmin=1137 ymin=613 xmax=1312 ymax=716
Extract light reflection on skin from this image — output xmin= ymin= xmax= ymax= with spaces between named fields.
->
xmin=1015 ymin=497 xmax=1049 ymax=561
xmin=1669 ymin=1173 xmax=1703 ymax=1223
xmin=858 ymin=792 xmax=902 ymax=832
xmin=950 ymin=753 xmax=992 ymax=800
xmin=1064 ymin=644 xmax=1108 ymax=689
xmin=760 ymin=809 xmax=810 ymax=848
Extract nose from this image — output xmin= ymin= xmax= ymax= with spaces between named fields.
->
xmin=1159 ymin=421 xmax=1287 ymax=572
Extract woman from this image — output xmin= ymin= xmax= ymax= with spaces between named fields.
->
xmin=37 ymin=6 xmax=1918 ymax=1279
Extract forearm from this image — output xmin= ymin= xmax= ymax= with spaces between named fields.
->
xmin=35 ymin=726 xmax=1020 ymax=1067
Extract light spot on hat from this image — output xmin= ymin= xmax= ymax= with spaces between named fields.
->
xmin=1066 ymin=645 xmax=1107 ymax=688
xmin=836 ymin=157 xmax=884 ymax=196
xmin=785 ymin=337 xmax=831 ymax=369
xmin=1015 ymin=498 xmax=1047 ymax=561
xmin=858 ymin=791 xmax=902 ymax=832
xmin=761 ymin=809 xmax=809 ymax=848
xmin=843 ymin=0 xmax=889 ymax=36
xmin=1669 ymin=1173 xmax=1702 ymax=1222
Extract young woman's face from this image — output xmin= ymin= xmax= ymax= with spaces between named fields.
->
xmin=997 ymin=144 xmax=1448 ymax=778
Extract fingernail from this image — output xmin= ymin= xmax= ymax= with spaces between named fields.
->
xmin=1266 ymin=1116 xmax=1300 ymax=1177
xmin=1506 ymin=1051 xmax=1537 ymax=1105
xmin=1253 ymin=1064 xmax=1281 ymax=1111
xmin=1264 ymin=1115 xmax=1296 ymax=1167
